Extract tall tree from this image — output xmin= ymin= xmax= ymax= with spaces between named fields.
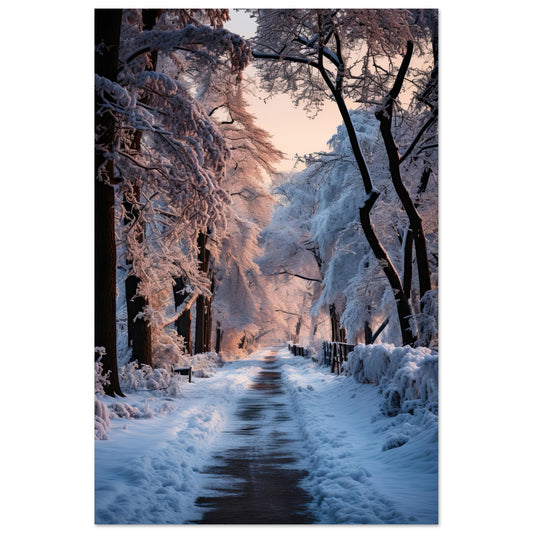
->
xmin=96 ymin=9 xmax=251 ymax=379
xmin=95 ymin=8 xmax=124 ymax=397
xmin=122 ymin=9 xmax=162 ymax=368
xmin=172 ymin=276 xmax=192 ymax=355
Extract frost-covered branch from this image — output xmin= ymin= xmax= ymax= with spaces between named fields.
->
xmin=252 ymin=49 xmax=319 ymax=68
xmin=399 ymin=108 xmax=438 ymax=164
xmin=270 ymin=268 xmax=321 ymax=283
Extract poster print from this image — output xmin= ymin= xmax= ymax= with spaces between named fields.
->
xmin=95 ymin=8 xmax=438 ymax=524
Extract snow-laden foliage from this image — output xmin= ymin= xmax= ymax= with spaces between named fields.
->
xmin=343 ymin=343 xmax=438 ymax=417
xmin=257 ymin=166 xmax=329 ymax=346
xmin=259 ymin=98 xmax=437 ymax=345
xmin=119 ymin=362 xmax=181 ymax=397
xmin=95 ymin=355 xmax=111 ymax=440
xmin=251 ymin=9 xmax=434 ymax=114
xmin=96 ymin=9 xmax=260 ymax=367
xmin=194 ymin=74 xmax=283 ymax=353
xmin=251 ymin=8 xmax=437 ymax=347
xmin=414 ymin=288 xmax=438 ymax=349
xmin=191 ymin=351 xmax=224 ymax=378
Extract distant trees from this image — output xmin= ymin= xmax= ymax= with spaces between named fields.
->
xmin=204 ymin=81 xmax=284 ymax=354
xmin=251 ymin=8 xmax=438 ymax=347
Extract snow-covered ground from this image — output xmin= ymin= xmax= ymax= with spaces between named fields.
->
xmin=95 ymin=345 xmax=437 ymax=524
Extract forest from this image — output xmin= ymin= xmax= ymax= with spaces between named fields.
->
xmin=95 ymin=8 xmax=438 ymax=400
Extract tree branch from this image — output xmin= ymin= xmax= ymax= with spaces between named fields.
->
xmin=252 ymin=49 xmax=319 ymax=69
xmin=399 ymin=109 xmax=438 ymax=164
xmin=270 ymin=268 xmax=321 ymax=283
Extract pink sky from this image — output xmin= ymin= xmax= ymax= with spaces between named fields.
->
xmin=225 ymin=10 xmax=344 ymax=173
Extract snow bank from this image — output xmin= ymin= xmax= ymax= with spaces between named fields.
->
xmin=94 ymin=350 xmax=264 ymax=523
xmin=281 ymin=348 xmax=438 ymax=524
xmin=343 ymin=343 xmax=438 ymax=417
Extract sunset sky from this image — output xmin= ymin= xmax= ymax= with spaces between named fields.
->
xmin=225 ymin=9 xmax=345 ymax=173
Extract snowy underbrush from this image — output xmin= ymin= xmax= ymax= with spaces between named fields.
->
xmin=95 ymin=351 xmax=227 ymax=441
xmin=95 ymin=355 xmax=111 ymax=440
xmin=120 ymin=361 xmax=181 ymax=396
xmin=308 ymin=337 xmax=327 ymax=364
xmin=343 ymin=343 xmax=438 ymax=418
xmin=191 ymin=351 xmax=224 ymax=378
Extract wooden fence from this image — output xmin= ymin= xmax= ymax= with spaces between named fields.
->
xmin=287 ymin=341 xmax=357 ymax=375
xmin=323 ymin=341 xmax=356 ymax=375
xmin=287 ymin=343 xmax=308 ymax=357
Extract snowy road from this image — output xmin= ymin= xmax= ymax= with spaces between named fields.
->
xmin=188 ymin=349 xmax=315 ymax=524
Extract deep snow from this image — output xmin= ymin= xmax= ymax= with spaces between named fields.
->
xmin=95 ymin=345 xmax=437 ymax=524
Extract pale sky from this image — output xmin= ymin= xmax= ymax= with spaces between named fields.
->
xmin=225 ymin=9 xmax=344 ymax=173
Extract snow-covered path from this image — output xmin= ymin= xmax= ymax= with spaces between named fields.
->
xmin=95 ymin=345 xmax=437 ymax=524
xmin=187 ymin=349 xmax=315 ymax=523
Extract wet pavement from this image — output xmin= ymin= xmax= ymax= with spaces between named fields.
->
xmin=189 ymin=350 xmax=316 ymax=524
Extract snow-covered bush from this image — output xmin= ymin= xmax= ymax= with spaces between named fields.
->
xmin=344 ymin=343 xmax=438 ymax=417
xmin=151 ymin=327 xmax=189 ymax=371
xmin=120 ymin=361 xmax=181 ymax=397
xmin=415 ymin=288 xmax=438 ymax=349
xmin=191 ymin=351 xmax=223 ymax=378
xmin=108 ymin=400 xmax=155 ymax=420
xmin=95 ymin=353 xmax=111 ymax=440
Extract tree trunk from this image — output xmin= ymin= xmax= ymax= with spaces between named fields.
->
xmin=194 ymin=232 xmax=212 ymax=354
xmin=194 ymin=295 xmax=206 ymax=354
xmin=329 ymin=304 xmax=343 ymax=342
xmin=215 ymin=322 xmax=223 ymax=353
xmin=95 ymin=8 xmax=124 ymax=397
xmin=173 ymin=276 xmax=192 ymax=355
xmin=328 ymin=82 xmax=416 ymax=345
xmin=124 ymin=179 xmax=152 ymax=367
xmin=204 ymin=273 xmax=214 ymax=352
xmin=402 ymin=226 xmax=414 ymax=302
xmin=179 ymin=310 xmax=192 ymax=355
xmin=364 ymin=321 xmax=372 ymax=345
xmin=376 ymin=41 xmax=432 ymax=302
xmin=359 ymin=193 xmax=416 ymax=346
xmin=123 ymin=9 xmax=161 ymax=367
xmin=294 ymin=315 xmax=302 ymax=344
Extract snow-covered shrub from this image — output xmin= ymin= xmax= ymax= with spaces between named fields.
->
xmin=344 ymin=343 xmax=438 ymax=417
xmin=110 ymin=402 xmax=142 ymax=419
xmin=95 ymin=398 xmax=110 ymax=440
xmin=152 ymin=327 xmax=190 ymax=371
xmin=108 ymin=399 xmax=155 ymax=420
xmin=415 ymin=288 xmax=438 ymax=349
xmin=191 ymin=351 xmax=223 ymax=378
xmin=95 ymin=352 xmax=111 ymax=440
xmin=120 ymin=362 xmax=181 ymax=397
xmin=382 ymin=434 xmax=409 ymax=451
